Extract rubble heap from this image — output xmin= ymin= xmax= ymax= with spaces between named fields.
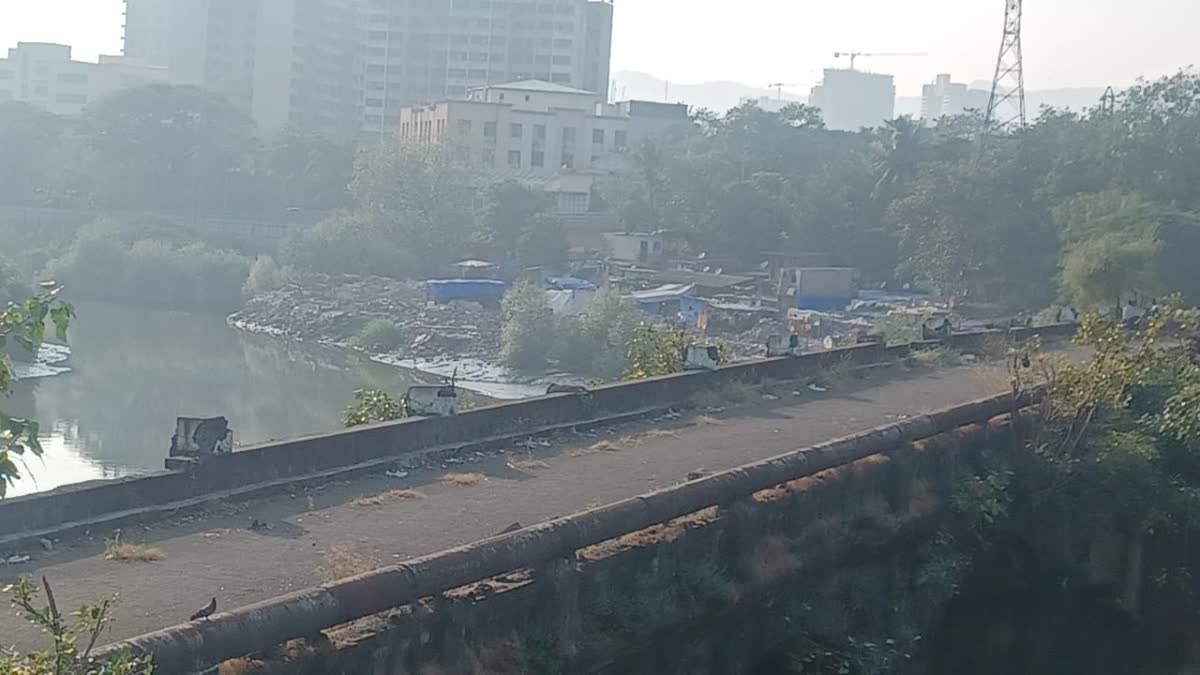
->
xmin=229 ymin=274 xmax=501 ymax=360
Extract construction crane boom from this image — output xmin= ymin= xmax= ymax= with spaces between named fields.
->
xmin=766 ymin=82 xmax=805 ymax=100
xmin=833 ymin=51 xmax=927 ymax=71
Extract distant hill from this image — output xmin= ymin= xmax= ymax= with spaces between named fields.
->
xmin=615 ymin=70 xmax=1110 ymax=119
xmin=610 ymin=71 xmax=804 ymax=113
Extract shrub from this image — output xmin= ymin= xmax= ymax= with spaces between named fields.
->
xmin=343 ymin=388 xmax=405 ymax=427
xmin=501 ymin=282 xmax=555 ymax=371
xmin=44 ymin=219 xmax=250 ymax=313
xmin=350 ymin=318 xmax=405 ymax=352
xmin=242 ymin=255 xmax=292 ymax=298
xmin=281 ymin=211 xmax=417 ymax=279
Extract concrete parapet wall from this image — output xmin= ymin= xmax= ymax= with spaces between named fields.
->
xmin=202 ymin=413 xmax=1009 ymax=674
xmin=96 ymin=391 xmax=1030 ymax=673
xmin=0 ymin=324 xmax=1072 ymax=545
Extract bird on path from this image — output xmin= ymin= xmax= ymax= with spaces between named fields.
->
xmin=190 ymin=597 xmax=217 ymax=621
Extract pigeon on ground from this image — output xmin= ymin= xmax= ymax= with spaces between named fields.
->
xmin=190 ymin=597 xmax=217 ymax=621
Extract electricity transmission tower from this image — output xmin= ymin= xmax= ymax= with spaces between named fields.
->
xmin=985 ymin=0 xmax=1026 ymax=132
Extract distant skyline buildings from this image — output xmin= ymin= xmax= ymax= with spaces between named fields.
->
xmin=809 ymin=68 xmax=895 ymax=131
xmin=117 ymin=0 xmax=614 ymax=138
xmin=0 ymin=41 xmax=165 ymax=115
xmin=7 ymin=0 xmax=1200 ymax=100
xmin=920 ymin=74 xmax=989 ymax=120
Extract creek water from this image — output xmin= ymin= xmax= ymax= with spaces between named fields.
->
xmin=5 ymin=302 xmax=439 ymax=497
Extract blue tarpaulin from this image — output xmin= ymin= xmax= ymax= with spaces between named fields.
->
xmin=425 ymin=279 xmax=507 ymax=304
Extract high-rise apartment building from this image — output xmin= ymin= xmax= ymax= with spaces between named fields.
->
xmin=124 ymin=0 xmax=614 ymax=138
xmin=920 ymin=74 xmax=990 ymax=121
xmin=123 ymin=0 xmax=362 ymax=140
xmin=361 ymin=0 xmax=615 ymax=135
xmin=809 ymin=68 xmax=895 ymax=131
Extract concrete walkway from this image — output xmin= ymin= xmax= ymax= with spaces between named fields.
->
xmin=0 ymin=363 xmax=1014 ymax=651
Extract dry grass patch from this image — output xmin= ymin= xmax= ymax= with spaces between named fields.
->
xmin=350 ymin=488 xmax=425 ymax=507
xmin=318 ymin=546 xmax=378 ymax=582
xmin=642 ymin=429 xmax=680 ymax=440
xmin=572 ymin=436 xmax=641 ymax=456
xmin=508 ymin=458 xmax=550 ymax=471
xmin=694 ymin=414 xmax=725 ymax=427
xmin=104 ymin=540 xmax=165 ymax=563
xmin=441 ymin=472 xmax=487 ymax=486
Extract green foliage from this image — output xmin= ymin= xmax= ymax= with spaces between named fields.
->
xmin=477 ymin=180 xmax=552 ymax=254
xmin=242 ymin=256 xmax=292 ymax=298
xmin=1035 ymin=305 xmax=1200 ymax=534
xmin=0 ymin=284 xmax=73 ymax=495
xmin=281 ymin=211 xmax=417 ymax=279
xmin=342 ymin=389 xmax=405 ymax=427
xmin=516 ymin=215 xmax=568 ymax=269
xmin=500 ymin=282 xmax=556 ymax=371
xmin=349 ymin=319 xmax=405 ymax=353
xmin=548 ymin=288 xmax=641 ymax=378
xmin=0 ymin=576 xmax=152 ymax=674
xmin=624 ymin=323 xmax=688 ymax=380
xmin=350 ymin=137 xmax=474 ymax=275
xmin=951 ymin=467 xmax=1014 ymax=546
xmin=45 ymin=219 xmax=250 ymax=313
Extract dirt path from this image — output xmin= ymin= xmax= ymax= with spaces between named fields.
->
xmin=0 ymin=363 xmax=1015 ymax=651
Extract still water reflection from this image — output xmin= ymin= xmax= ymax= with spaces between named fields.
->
xmin=7 ymin=302 xmax=431 ymax=496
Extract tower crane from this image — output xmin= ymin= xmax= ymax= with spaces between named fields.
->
xmin=832 ymin=51 xmax=927 ymax=71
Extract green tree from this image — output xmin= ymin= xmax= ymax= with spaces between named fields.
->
xmin=80 ymin=84 xmax=257 ymax=212
xmin=500 ymin=282 xmax=555 ymax=371
xmin=477 ymin=180 xmax=553 ymax=259
xmin=350 ymin=136 xmax=475 ymax=274
xmin=1 ymin=285 xmax=73 ymax=495
xmin=264 ymin=129 xmax=354 ymax=212
xmin=281 ymin=211 xmax=417 ymax=279
xmin=0 ymin=102 xmax=65 ymax=205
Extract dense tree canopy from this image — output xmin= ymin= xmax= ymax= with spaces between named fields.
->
xmin=602 ymin=69 xmax=1200 ymax=310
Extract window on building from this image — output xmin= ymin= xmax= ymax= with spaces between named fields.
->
xmin=484 ymin=121 xmax=497 ymax=140
xmin=458 ymin=119 xmax=473 ymax=134
xmin=562 ymin=127 xmax=576 ymax=145
xmin=592 ymin=129 xmax=604 ymax=144
xmin=533 ymin=124 xmax=546 ymax=141
xmin=0 ymin=70 xmax=13 ymax=79
xmin=57 ymin=72 xmax=88 ymax=85
xmin=531 ymin=150 xmax=545 ymax=167
xmin=511 ymin=123 xmax=523 ymax=139
xmin=482 ymin=148 xmax=496 ymax=165
xmin=552 ymin=55 xmax=571 ymax=66
xmin=508 ymin=150 xmax=521 ymax=168
xmin=614 ymin=130 xmax=627 ymax=150
xmin=365 ymin=98 xmax=384 ymax=107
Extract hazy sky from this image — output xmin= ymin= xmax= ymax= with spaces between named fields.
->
xmin=1 ymin=0 xmax=1197 ymax=95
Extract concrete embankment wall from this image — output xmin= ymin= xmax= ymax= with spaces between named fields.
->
xmin=97 ymin=391 xmax=1029 ymax=673
xmin=0 ymin=324 xmax=1071 ymax=546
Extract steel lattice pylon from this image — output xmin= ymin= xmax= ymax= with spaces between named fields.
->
xmin=985 ymin=0 xmax=1026 ymax=132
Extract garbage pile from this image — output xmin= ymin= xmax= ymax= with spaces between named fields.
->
xmin=229 ymin=274 xmax=501 ymax=360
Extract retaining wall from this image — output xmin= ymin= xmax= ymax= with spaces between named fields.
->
xmin=0 ymin=324 xmax=1074 ymax=544
xmin=96 ymin=391 xmax=1030 ymax=673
